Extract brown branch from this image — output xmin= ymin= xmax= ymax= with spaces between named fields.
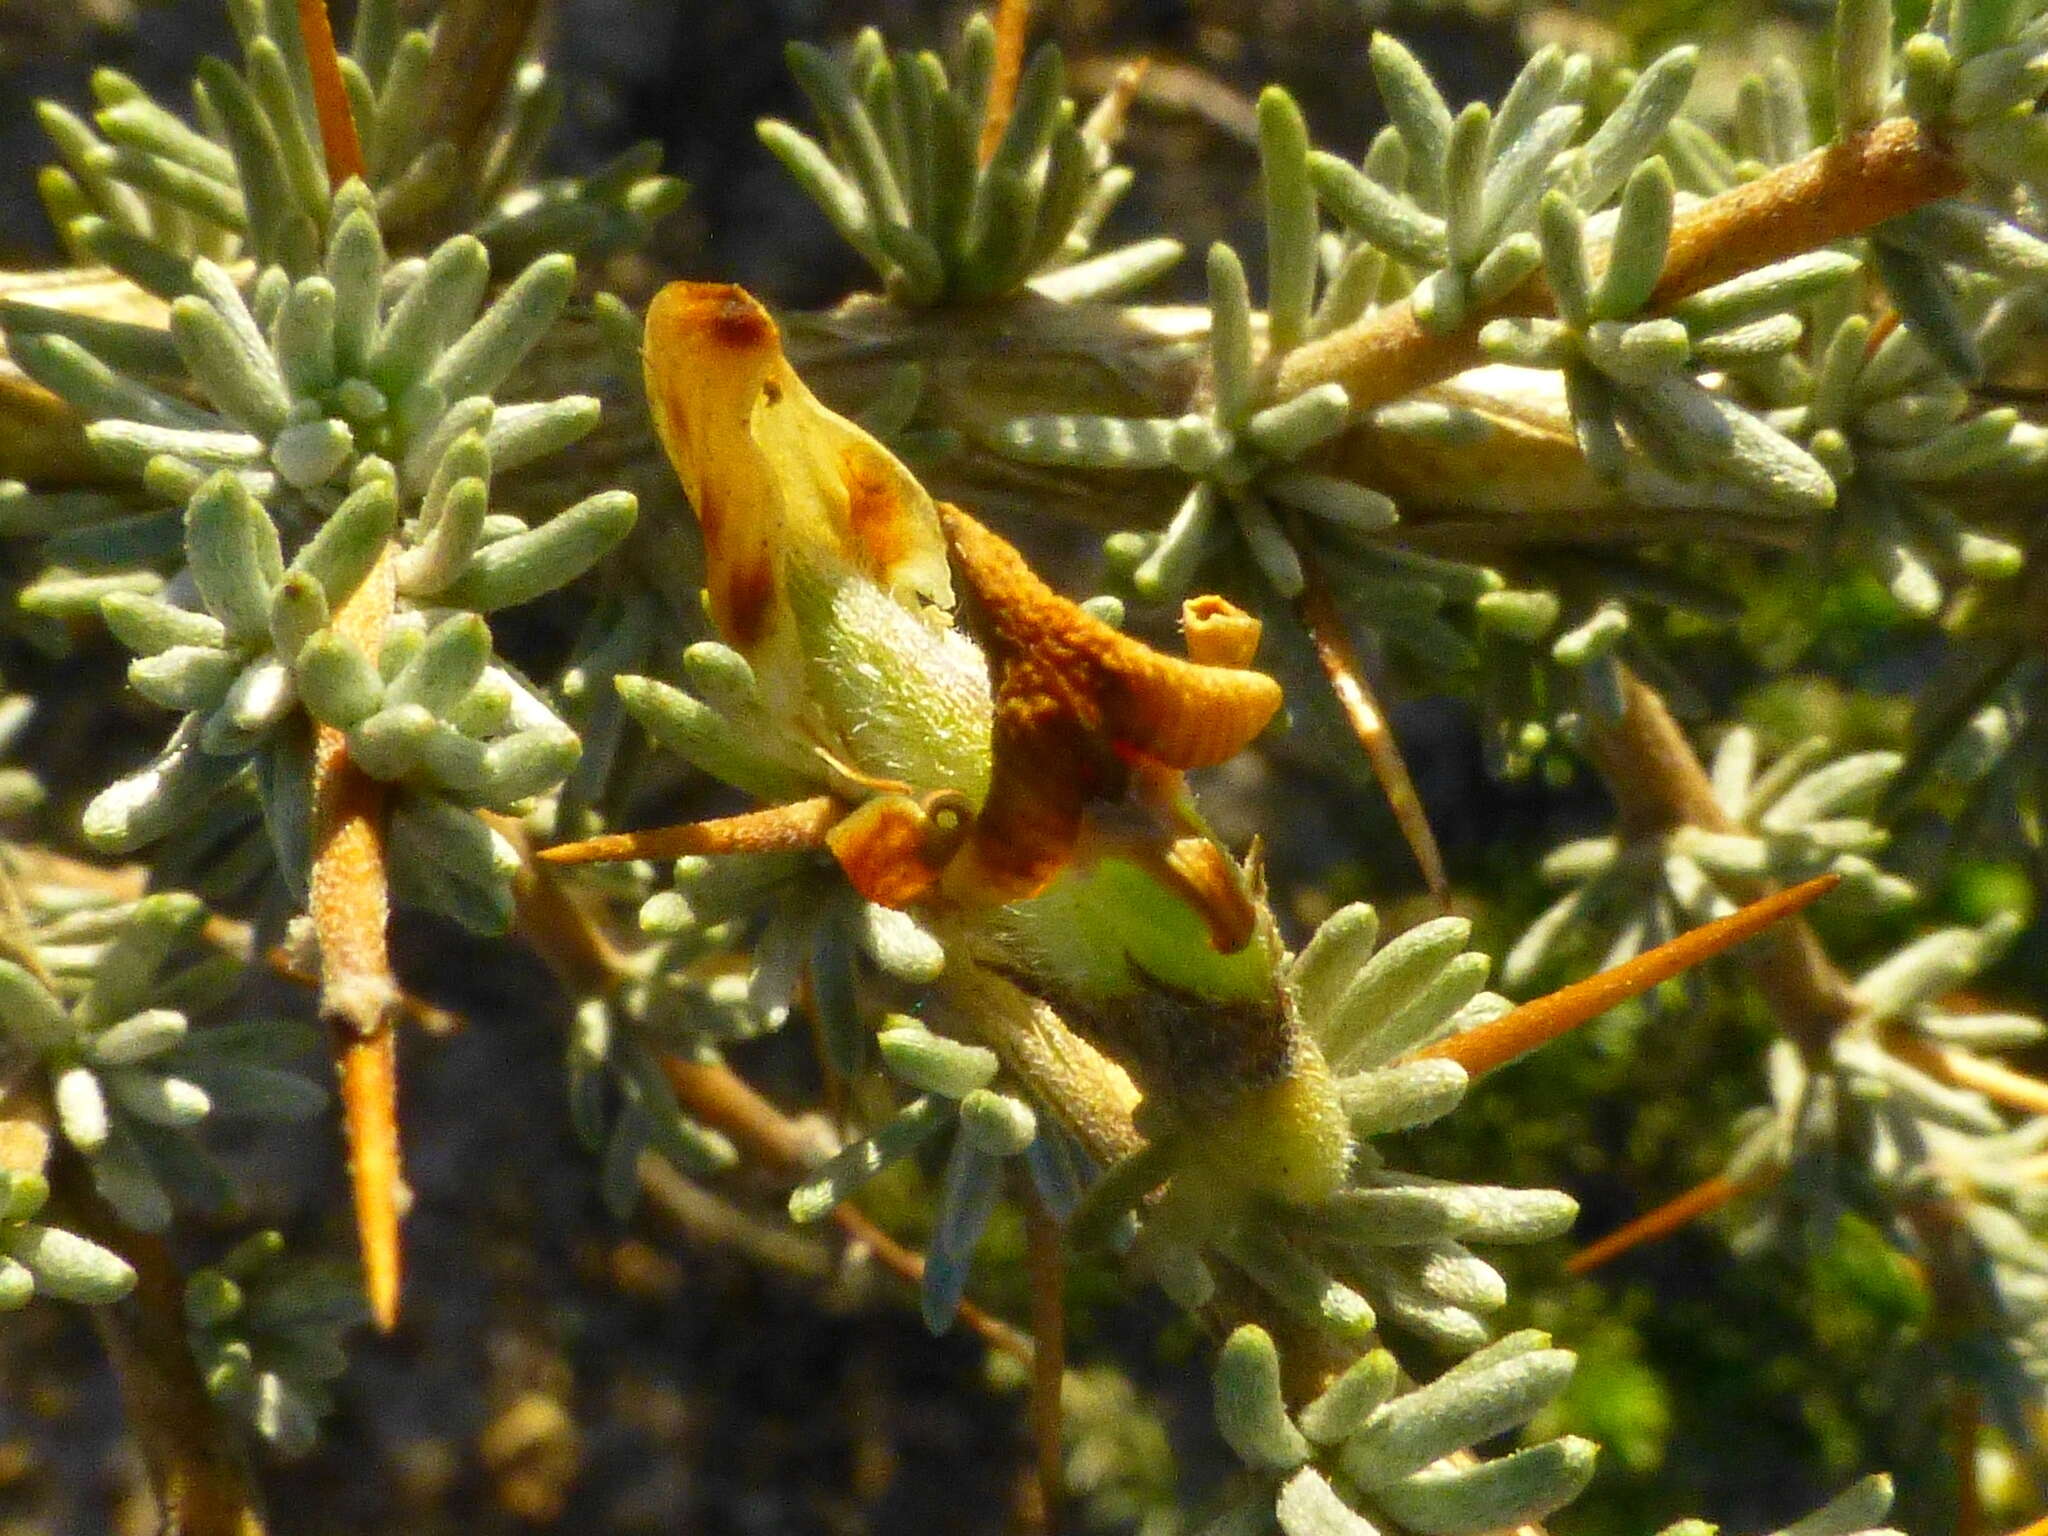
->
xmin=636 ymin=1154 xmax=835 ymax=1280
xmin=309 ymin=548 xmax=403 ymax=1332
xmin=1904 ymin=1197 xmax=2020 ymax=1393
xmin=2 ymin=882 xmax=264 ymax=1535
xmin=659 ymin=1056 xmax=1034 ymax=1363
xmin=1956 ymin=1390 xmax=1986 ymax=1536
xmin=1022 ymin=1184 xmax=1065 ymax=1534
xmin=1577 ymin=666 xmax=1729 ymax=842
xmin=1274 ymin=118 xmax=1967 ymax=414
xmin=497 ymin=832 xmax=1042 ymax=1358
xmin=1579 ymin=668 xmax=1861 ymax=1059
xmin=490 ymin=814 xmax=632 ymax=996
xmin=1569 ymin=671 xmax=2048 ymax=1455
xmin=420 ymin=0 xmax=544 ymax=176
xmin=47 ymin=1150 xmax=268 ymax=1536
xmin=1648 ymin=120 xmax=1961 ymax=307
xmin=508 ymin=835 xmax=993 ymax=1342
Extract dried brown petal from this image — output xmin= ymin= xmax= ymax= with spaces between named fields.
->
xmin=940 ymin=506 xmax=1282 ymax=772
xmin=937 ymin=507 xmax=1282 ymax=903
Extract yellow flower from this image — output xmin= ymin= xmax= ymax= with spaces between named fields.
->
xmin=642 ymin=281 xmax=958 ymax=720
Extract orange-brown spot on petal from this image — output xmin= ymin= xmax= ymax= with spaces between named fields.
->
xmin=687 ymin=484 xmax=725 ymax=551
xmin=1181 ymin=596 xmax=1263 ymax=670
xmin=840 ymin=441 xmax=915 ymax=582
xmin=711 ymin=302 xmax=773 ymax=350
xmin=723 ymin=552 xmax=778 ymax=651
xmin=644 ymin=282 xmax=783 ymax=369
xmin=669 ymin=282 xmax=778 ymax=351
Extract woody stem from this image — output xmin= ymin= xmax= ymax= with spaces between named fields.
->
xmin=1579 ymin=667 xmax=1861 ymax=1060
xmin=659 ymin=1056 xmax=1034 ymax=1362
xmin=50 ymin=1146 xmax=269 ymax=1536
xmin=1273 ymin=117 xmax=1966 ymax=413
xmin=1022 ymin=1182 xmax=1066 ymax=1533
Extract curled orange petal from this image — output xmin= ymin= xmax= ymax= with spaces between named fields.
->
xmin=940 ymin=506 xmax=1281 ymax=770
xmin=952 ymin=682 xmax=1101 ymax=902
xmin=934 ymin=508 xmax=1281 ymax=905
xmin=1181 ymin=595 xmax=1263 ymax=670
